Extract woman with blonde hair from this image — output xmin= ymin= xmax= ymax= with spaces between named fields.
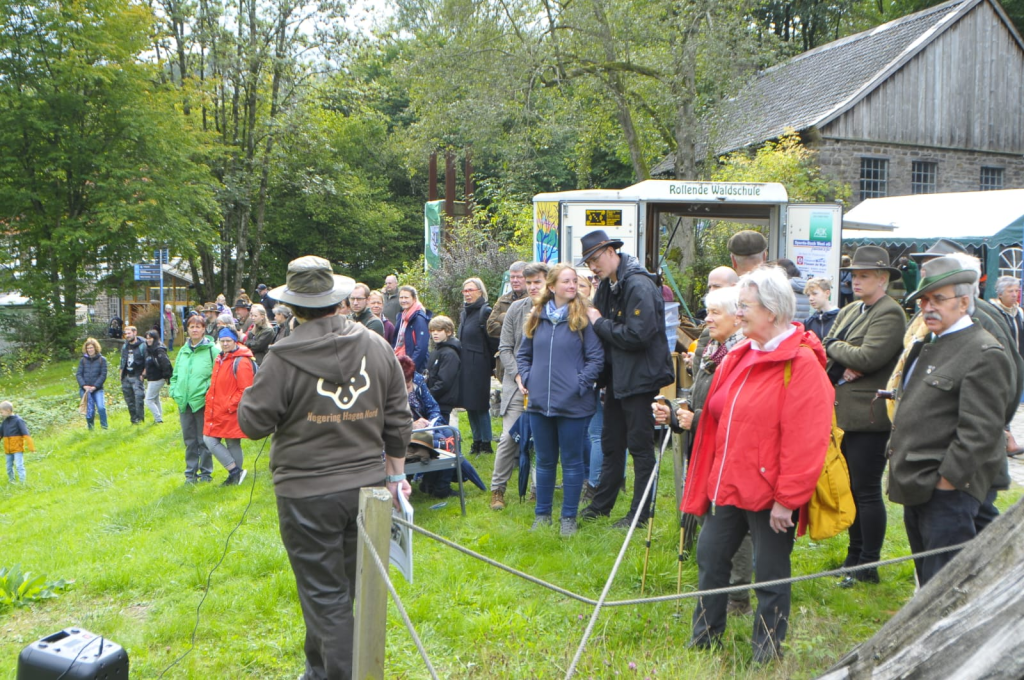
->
xmin=516 ymin=264 xmax=604 ymax=536
xmin=76 ymin=337 xmax=108 ymax=430
xmin=459 ymin=277 xmax=496 ymax=453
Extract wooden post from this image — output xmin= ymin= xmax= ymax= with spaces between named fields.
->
xmin=353 ymin=487 xmax=393 ymax=680
xmin=428 ymin=152 xmax=437 ymax=202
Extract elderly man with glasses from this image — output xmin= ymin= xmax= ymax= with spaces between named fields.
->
xmin=887 ymin=256 xmax=1013 ymax=586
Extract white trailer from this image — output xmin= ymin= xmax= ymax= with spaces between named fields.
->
xmin=533 ymin=180 xmax=843 ymax=302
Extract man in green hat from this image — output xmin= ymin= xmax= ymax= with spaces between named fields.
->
xmin=887 ymin=256 xmax=1014 ymax=586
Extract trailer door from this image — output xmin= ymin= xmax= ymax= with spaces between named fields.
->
xmin=562 ymin=202 xmax=639 ymax=266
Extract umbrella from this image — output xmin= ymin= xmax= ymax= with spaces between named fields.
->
xmin=508 ymin=412 xmax=535 ymax=500
xmin=459 ymin=458 xmax=487 ymax=491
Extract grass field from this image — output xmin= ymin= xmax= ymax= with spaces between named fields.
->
xmin=1 ymin=354 xmax=1019 ymax=679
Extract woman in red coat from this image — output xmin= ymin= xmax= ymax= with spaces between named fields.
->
xmin=682 ymin=266 xmax=833 ymax=664
xmin=204 ymin=327 xmax=255 ymax=486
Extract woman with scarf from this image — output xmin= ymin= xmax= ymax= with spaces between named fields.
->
xmin=517 ymin=264 xmax=604 ymax=536
xmin=458 ymin=277 xmax=497 ymax=454
xmin=653 ymin=285 xmax=752 ymax=614
xmin=393 ymin=285 xmax=430 ymax=372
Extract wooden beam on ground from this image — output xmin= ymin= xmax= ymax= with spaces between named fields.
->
xmin=819 ymin=496 xmax=1024 ymax=679
xmin=353 ymin=487 xmax=393 ymax=680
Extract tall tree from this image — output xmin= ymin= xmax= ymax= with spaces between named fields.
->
xmin=0 ymin=0 xmax=217 ymax=352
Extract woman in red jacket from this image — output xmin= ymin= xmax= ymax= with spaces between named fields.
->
xmin=204 ymin=328 xmax=255 ymax=486
xmin=683 ymin=266 xmax=833 ymax=664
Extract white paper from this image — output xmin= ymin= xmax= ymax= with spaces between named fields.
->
xmin=389 ymin=491 xmax=414 ymax=583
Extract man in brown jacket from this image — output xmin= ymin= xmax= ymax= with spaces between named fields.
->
xmin=486 ymin=260 xmax=527 ymax=338
xmin=888 ymin=257 xmax=1012 ymax=586
xmin=238 ymin=256 xmax=412 ymax=680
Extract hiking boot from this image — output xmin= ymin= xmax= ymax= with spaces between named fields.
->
xmin=612 ymin=515 xmax=647 ymax=530
xmin=560 ymin=517 xmax=578 ymax=537
xmin=580 ymin=481 xmax=596 ymax=504
xmin=726 ymin=600 xmax=752 ymax=616
xmin=490 ymin=488 xmax=506 ymax=511
xmin=528 ymin=488 xmax=537 ymax=502
xmin=579 ymin=505 xmax=608 ymax=521
xmin=530 ymin=515 xmax=552 ymax=531
xmin=482 ymin=442 xmax=494 ymax=454
xmin=221 ymin=468 xmax=246 ymax=486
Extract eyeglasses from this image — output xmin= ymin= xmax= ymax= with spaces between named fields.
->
xmin=349 ymin=296 xmax=367 ymax=302
xmin=917 ymin=294 xmax=966 ymax=308
xmin=737 ymin=301 xmax=762 ymax=312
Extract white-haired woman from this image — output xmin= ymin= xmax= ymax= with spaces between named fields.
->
xmin=681 ymin=265 xmax=833 ymax=663
xmin=653 ymin=285 xmax=753 ymax=615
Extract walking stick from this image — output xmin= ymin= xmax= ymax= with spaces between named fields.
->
xmin=675 ymin=525 xmax=686 ymax=617
xmin=640 ymin=427 xmax=671 ymax=596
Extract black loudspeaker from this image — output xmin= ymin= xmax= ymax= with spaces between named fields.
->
xmin=17 ymin=628 xmax=129 ymax=680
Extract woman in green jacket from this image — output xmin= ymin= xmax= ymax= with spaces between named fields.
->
xmin=823 ymin=247 xmax=906 ymax=586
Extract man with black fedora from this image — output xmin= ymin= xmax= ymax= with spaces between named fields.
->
xmin=887 ymin=256 xmax=1013 ymax=586
xmin=577 ymin=229 xmax=674 ymax=529
xmin=821 ymin=245 xmax=906 ymax=587
xmin=238 ymin=255 xmax=412 ymax=680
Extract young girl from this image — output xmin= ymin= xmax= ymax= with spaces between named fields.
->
xmin=516 ymin=264 xmax=604 ymax=536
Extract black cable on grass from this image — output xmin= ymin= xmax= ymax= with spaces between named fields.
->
xmin=157 ymin=436 xmax=269 ymax=679
xmin=54 ymin=635 xmax=103 ymax=680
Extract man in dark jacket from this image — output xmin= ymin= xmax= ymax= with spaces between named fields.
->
xmin=577 ymin=230 xmax=674 ymax=528
xmin=256 ymin=283 xmax=275 ymax=318
xmin=888 ymin=257 xmax=1013 ymax=585
xmin=486 ymin=261 xmax=527 ymax=338
xmin=349 ymin=282 xmax=385 ymax=337
xmin=119 ymin=325 xmax=147 ymax=424
xmin=238 ymin=256 xmax=412 ymax=680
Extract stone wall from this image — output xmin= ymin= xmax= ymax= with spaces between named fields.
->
xmin=815 ymin=137 xmax=1024 ymax=206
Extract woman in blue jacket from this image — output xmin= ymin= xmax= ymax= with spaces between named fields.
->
xmin=76 ymin=337 xmax=108 ymax=430
xmin=517 ymin=263 xmax=604 ymax=536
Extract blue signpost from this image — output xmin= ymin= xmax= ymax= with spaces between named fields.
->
xmin=134 ymin=250 xmax=168 ymax=340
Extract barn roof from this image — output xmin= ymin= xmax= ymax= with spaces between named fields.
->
xmin=651 ymin=0 xmax=1024 ymax=175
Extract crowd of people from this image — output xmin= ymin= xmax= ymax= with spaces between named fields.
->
xmin=6 ymin=226 xmax=1021 ymax=677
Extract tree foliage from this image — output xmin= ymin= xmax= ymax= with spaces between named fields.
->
xmin=0 ymin=0 xmax=218 ymax=353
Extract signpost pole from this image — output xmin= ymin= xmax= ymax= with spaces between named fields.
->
xmin=158 ymin=250 xmax=165 ymax=342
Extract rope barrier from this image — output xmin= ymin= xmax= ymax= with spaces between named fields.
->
xmin=390 ymin=514 xmax=967 ymax=606
xmin=355 ymin=513 xmax=440 ymax=680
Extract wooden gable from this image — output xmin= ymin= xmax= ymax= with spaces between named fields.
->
xmin=821 ymin=0 xmax=1024 ymax=153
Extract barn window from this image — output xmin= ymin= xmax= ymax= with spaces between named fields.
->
xmin=911 ymin=161 xmax=937 ymax=194
xmin=859 ymin=158 xmax=888 ymax=200
xmin=980 ymin=167 xmax=1004 ymax=191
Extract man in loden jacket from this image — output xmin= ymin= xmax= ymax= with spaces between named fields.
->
xmin=238 ymin=256 xmax=412 ymax=680
xmin=888 ymin=257 xmax=1013 ymax=586
xmin=578 ymin=230 xmax=675 ymax=528
xmin=169 ymin=315 xmax=220 ymax=483
xmin=486 ymin=261 xmax=527 ymax=339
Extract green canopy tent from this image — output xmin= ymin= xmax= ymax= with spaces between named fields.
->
xmin=843 ymin=189 xmax=1024 ymax=295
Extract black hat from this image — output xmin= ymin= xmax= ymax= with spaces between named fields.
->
xmin=909 ymin=238 xmax=967 ymax=261
xmin=728 ymin=230 xmax=768 ymax=257
xmin=575 ymin=230 xmax=624 ymax=266
xmin=233 ymin=298 xmax=251 ymax=310
xmin=256 ymin=283 xmax=268 ymax=292
xmin=841 ymin=245 xmax=902 ymax=281
xmin=905 ymin=256 xmax=978 ymax=305
xmin=268 ymin=256 xmax=354 ymax=308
